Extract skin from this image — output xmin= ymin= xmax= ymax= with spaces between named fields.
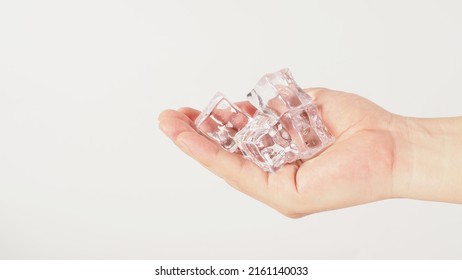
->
xmin=159 ymin=88 xmax=462 ymax=218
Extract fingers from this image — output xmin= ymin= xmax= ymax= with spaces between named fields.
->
xmin=159 ymin=109 xmax=195 ymax=126
xmin=175 ymin=131 xmax=270 ymax=197
xmin=158 ymin=109 xmax=270 ymax=201
xmin=159 ymin=106 xmax=305 ymax=217
xmin=158 ymin=113 xmax=197 ymax=141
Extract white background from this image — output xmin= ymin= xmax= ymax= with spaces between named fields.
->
xmin=1 ymin=0 xmax=461 ymax=259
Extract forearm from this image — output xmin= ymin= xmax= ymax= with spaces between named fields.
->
xmin=392 ymin=116 xmax=462 ymax=203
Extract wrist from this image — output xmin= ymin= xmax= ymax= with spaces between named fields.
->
xmin=391 ymin=115 xmax=462 ymax=203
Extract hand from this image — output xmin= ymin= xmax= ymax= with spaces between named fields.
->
xmin=159 ymin=88 xmax=462 ymax=217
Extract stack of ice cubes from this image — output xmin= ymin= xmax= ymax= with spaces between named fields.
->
xmin=194 ymin=69 xmax=334 ymax=172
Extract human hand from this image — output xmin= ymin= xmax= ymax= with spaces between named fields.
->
xmin=159 ymin=88 xmax=462 ymax=217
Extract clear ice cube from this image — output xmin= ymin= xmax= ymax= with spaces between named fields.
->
xmin=247 ymin=69 xmax=335 ymax=162
xmin=234 ymin=112 xmax=296 ymax=172
xmin=247 ymin=68 xmax=312 ymax=116
xmin=280 ymin=104 xmax=334 ymax=159
xmin=195 ymin=92 xmax=250 ymax=152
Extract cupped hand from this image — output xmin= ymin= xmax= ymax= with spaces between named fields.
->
xmin=159 ymin=88 xmax=402 ymax=217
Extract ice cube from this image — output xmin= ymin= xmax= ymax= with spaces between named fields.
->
xmin=247 ymin=69 xmax=334 ymax=161
xmin=195 ymin=92 xmax=250 ymax=152
xmin=234 ymin=112 xmax=296 ymax=172
xmin=247 ymin=68 xmax=312 ymax=116
xmin=280 ymin=104 xmax=334 ymax=159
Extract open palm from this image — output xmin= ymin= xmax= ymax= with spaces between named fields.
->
xmin=159 ymin=88 xmax=400 ymax=217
